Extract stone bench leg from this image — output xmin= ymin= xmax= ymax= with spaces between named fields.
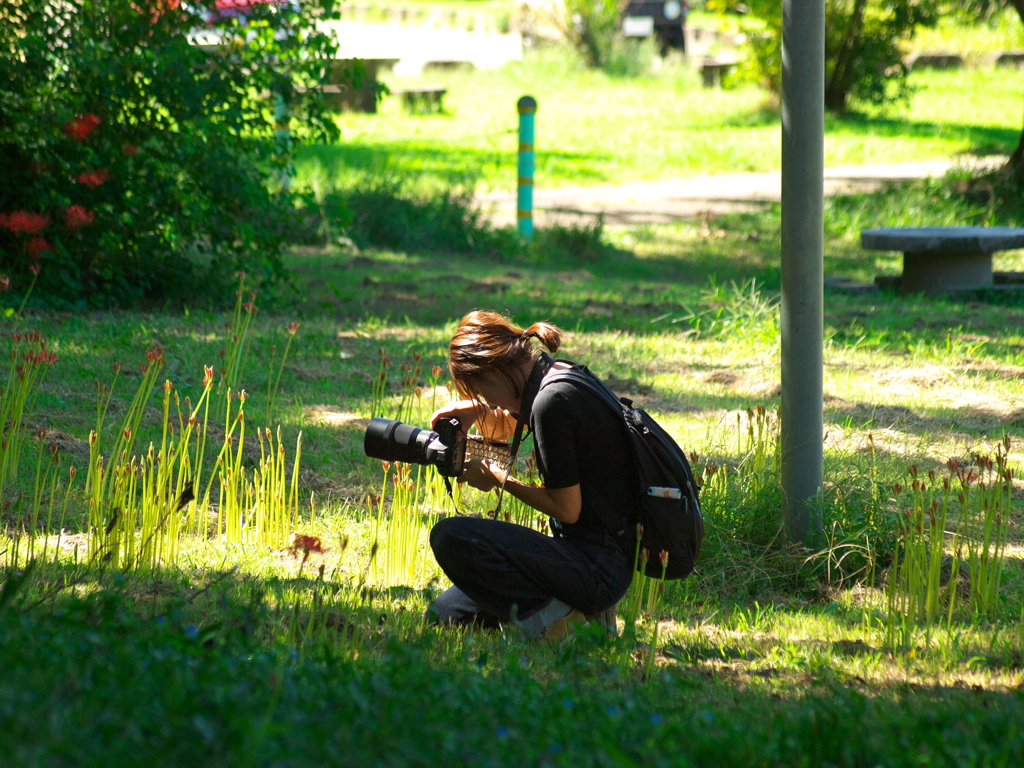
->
xmin=901 ymin=250 xmax=993 ymax=294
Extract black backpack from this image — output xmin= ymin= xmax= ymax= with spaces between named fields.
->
xmin=545 ymin=362 xmax=704 ymax=580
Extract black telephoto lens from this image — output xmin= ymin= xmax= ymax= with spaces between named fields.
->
xmin=364 ymin=417 xmax=441 ymax=466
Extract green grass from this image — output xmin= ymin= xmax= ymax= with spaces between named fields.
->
xmin=4 ymin=32 xmax=1024 ymax=764
xmin=4 ymin=192 xmax=1024 ymax=762
xmin=295 ymin=47 xmax=1023 ymax=193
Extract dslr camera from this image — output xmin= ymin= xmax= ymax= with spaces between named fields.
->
xmin=364 ymin=417 xmax=466 ymax=477
xmin=363 ymin=417 xmax=512 ymax=478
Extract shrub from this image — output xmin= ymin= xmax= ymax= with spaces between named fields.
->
xmin=0 ymin=0 xmax=344 ymax=309
xmin=343 ymin=180 xmax=494 ymax=255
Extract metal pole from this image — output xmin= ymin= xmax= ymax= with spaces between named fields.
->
xmin=517 ymin=95 xmax=537 ymax=241
xmin=780 ymin=0 xmax=825 ymax=544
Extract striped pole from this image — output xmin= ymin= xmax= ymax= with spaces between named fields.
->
xmin=517 ymin=96 xmax=537 ymax=241
xmin=274 ymin=91 xmax=292 ymax=191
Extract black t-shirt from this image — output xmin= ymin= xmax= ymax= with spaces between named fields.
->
xmin=530 ymin=368 xmax=637 ymax=542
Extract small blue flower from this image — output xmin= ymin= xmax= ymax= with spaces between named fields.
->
xmin=549 ymin=743 xmax=563 ymax=754
xmin=699 ymin=709 xmax=714 ymax=724
xmin=607 ymin=705 xmax=620 ymax=717
xmin=155 ymin=616 xmax=167 ymax=625
xmin=563 ymin=698 xmax=574 ymax=710
xmin=496 ymin=726 xmax=510 ymax=739
xmin=184 ymin=624 xmax=199 ymax=640
xmin=650 ymin=713 xmax=663 ymax=725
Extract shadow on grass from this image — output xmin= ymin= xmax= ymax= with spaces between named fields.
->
xmin=824 ymin=114 xmax=1020 ymax=157
xmin=296 ymin=141 xmax=618 ymax=189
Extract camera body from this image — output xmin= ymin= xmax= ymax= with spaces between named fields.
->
xmin=363 ymin=416 xmax=467 ymax=477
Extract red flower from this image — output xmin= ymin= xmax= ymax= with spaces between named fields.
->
xmin=0 ymin=274 xmax=9 ymax=292
xmin=29 ymin=264 xmax=41 ymax=276
xmin=286 ymin=321 xmax=300 ymax=335
xmin=289 ymin=534 xmax=326 ymax=558
xmin=63 ymin=113 xmax=101 ymax=142
xmin=65 ymin=205 xmax=95 ymax=229
xmin=0 ymin=211 xmax=49 ymax=235
xmin=25 ymin=237 xmax=52 ymax=259
xmin=122 ymin=144 xmax=138 ymax=156
xmin=77 ymin=168 xmax=110 ymax=188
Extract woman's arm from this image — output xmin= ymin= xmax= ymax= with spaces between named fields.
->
xmin=460 ymin=459 xmax=582 ymax=525
xmin=431 ymin=401 xmax=515 ymax=441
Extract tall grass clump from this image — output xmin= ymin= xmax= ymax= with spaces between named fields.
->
xmin=696 ymin=406 xmax=785 ymax=582
xmin=87 ymin=350 xmax=206 ymax=567
xmin=80 ymin=347 xmax=305 ymax=570
xmin=677 ymin=279 xmax=780 ymax=351
xmin=217 ymin=275 xmax=259 ymax=419
xmin=0 ymin=331 xmax=59 ymax=491
xmin=368 ymin=461 xmax=446 ymax=587
xmin=880 ymin=439 xmax=1015 ymax=651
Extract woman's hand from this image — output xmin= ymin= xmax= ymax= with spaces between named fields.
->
xmin=431 ymin=400 xmax=515 ymax=442
xmin=459 ymin=457 xmax=506 ymax=492
xmin=430 ymin=400 xmax=485 ymax=432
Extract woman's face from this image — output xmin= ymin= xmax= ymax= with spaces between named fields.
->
xmin=468 ymin=370 xmax=521 ymax=413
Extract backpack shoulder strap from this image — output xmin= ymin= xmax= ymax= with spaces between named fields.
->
xmin=538 ymin=361 xmax=638 ymax=538
xmin=542 ymin=359 xmax=629 ymax=414
xmin=545 ymin=361 xmax=700 ymax=505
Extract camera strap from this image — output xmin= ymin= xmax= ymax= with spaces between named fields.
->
xmin=490 ymin=352 xmax=554 ymax=519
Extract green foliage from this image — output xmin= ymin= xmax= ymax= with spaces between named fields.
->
xmin=552 ymin=0 xmax=634 ymax=71
xmin=0 ymin=0 xmax=343 ymax=309
xmin=3 ymin=580 xmax=1024 ymax=766
xmin=533 ymin=217 xmax=622 ymax=263
xmin=344 ymin=180 xmax=494 ymax=255
xmin=726 ymin=0 xmax=937 ymax=113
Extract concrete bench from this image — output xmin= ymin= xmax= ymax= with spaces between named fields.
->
xmin=326 ymin=58 xmax=398 ymax=114
xmin=907 ymin=52 xmax=964 ymax=70
xmin=861 ymin=226 xmax=1024 ymax=295
xmin=395 ymin=85 xmax=447 ymax=114
xmin=996 ymin=51 xmax=1024 ymax=68
xmin=700 ymin=58 xmax=737 ymax=88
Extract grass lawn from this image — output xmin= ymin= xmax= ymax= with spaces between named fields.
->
xmin=3 ymin=38 xmax=1024 ymax=768
xmin=5 ymin=189 xmax=1024 ymax=763
xmin=294 ymin=47 xmax=1023 ymax=193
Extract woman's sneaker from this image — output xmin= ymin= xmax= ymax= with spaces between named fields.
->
xmin=541 ymin=609 xmax=589 ymax=642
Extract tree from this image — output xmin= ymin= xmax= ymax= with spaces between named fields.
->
xmin=962 ymin=0 xmax=1024 ymax=181
xmin=527 ymin=0 xmax=627 ymax=69
xmin=733 ymin=0 xmax=937 ymax=114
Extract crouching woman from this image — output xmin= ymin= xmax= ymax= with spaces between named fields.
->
xmin=427 ymin=310 xmax=636 ymax=639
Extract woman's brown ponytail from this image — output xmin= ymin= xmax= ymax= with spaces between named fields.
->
xmin=523 ymin=322 xmax=561 ymax=354
xmin=449 ymin=311 xmax=563 ymax=399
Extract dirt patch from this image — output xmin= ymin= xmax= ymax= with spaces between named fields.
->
xmin=879 ymin=365 xmax=955 ymax=391
xmin=702 ymin=370 xmax=741 ymax=386
xmin=603 ymin=375 xmax=653 ymax=396
xmin=298 ymin=470 xmax=362 ymax=502
xmin=303 ymin=405 xmax=371 ymax=431
xmin=39 ymin=427 xmax=91 ymax=465
xmin=830 ymin=403 xmax=919 ymax=428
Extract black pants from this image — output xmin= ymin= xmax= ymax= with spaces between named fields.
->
xmin=427 ymin=515 xmax=633 ymax=628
